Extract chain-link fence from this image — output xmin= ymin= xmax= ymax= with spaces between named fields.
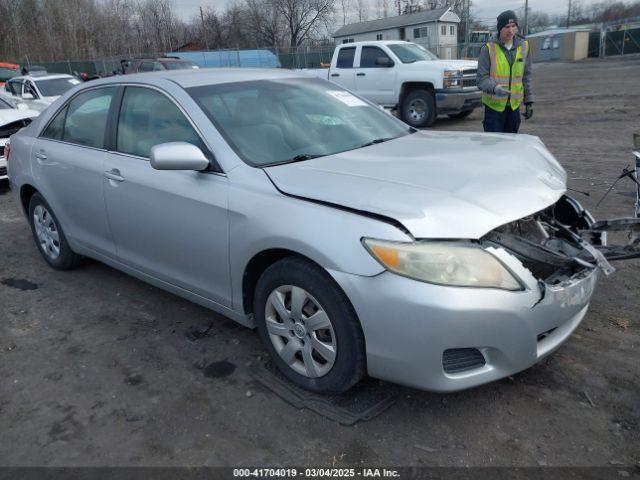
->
xmin=16 ymin=41 xmax=476 ymax=77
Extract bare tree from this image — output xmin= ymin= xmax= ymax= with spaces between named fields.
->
xmin=271 ymin=0 xmax=335 ymax=46
xmin=354 ymin=0 xmax=369 ymax=21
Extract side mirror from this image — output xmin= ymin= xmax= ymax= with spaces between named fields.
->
xmin=150 ymin=142 xmax=210 ymax=171
xmin=22 ymin=92 xmax=34 ymax=100
xmin=375 ymin=57 xmax=394 ymax=67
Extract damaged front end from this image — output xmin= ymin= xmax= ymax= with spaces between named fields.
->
xmin=483 ymin=195 xmax=640 ymax=287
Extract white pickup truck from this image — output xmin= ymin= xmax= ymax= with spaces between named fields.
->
xmin=311 ymin=40 xmax=481 ymax=128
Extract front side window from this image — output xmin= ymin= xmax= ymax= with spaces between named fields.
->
xmin=116 ymin=87 xmax=205 ymax=158
xmin=360 ymin=47 xmax=392 ymax=68
xmin=62 ymin=87 xmax=116 ymax=148
xmin=24 ymin=81 xmax=38 ymax=98
xmin=188 ymin=78 xmax=412 ymax=167
xmin=139 ymin=62 xmax=155 ymax=72
xmin=336 ymin=47 xmax=356 ymax=68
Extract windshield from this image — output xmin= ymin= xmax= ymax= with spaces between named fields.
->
xmin=35 ymin=77 xmax=80 ymax=97
xmin=164 ymin=61 xmax=198 ymax=70
xmin=387 ymin=43 xmax=438 ymax=63
xmin=188 ymin=78 xmax=412 ymax=166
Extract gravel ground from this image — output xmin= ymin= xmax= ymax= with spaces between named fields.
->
xmin=0 ymin=54 xmax=639 ymax=468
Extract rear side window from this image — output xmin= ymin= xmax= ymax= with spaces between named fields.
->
xmin=116 ymin=87 xmax=205 ymax=158
xmin=336 ymin=47 xmax=356 ymax=68
xmin=41 ymin=106 xmax=68 ymax=140
xmin=57 ymin=87 xmax=115 ymax=148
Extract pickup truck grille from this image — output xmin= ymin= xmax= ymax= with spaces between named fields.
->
xmin=461 ymin=68 xmax=477 ymax=89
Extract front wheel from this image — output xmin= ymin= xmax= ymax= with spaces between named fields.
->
xmin=401 ymin=89 xmax=437 ymax=128
xmin=254 ymin=256 xmax=366 ymax=394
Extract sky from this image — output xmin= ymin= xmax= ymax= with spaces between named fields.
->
xmin=172 ymin=0 xmax=597 ymax=26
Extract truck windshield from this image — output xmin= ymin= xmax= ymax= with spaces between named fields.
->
xmin=387 ymin=44 xmax=438 ymax=63
xmin=35 ymin=77 xmax=79 ymax=97
xmin=164 ymin=61 xmax=198 ymax=70
xmin=188 ymin=77 xmax=412 ymax=167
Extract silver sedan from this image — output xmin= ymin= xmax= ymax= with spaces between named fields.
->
xmin=6 ymin=69 xmax=637 ymax=393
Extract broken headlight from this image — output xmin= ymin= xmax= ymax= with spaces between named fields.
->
xmin=362 ymin=239 xmax=523 ymax=290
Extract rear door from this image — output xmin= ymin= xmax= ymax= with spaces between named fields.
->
xmin=30 ymin=86 xmax=117 ymax=256
xmin=102 ymin=86 xmax=231 ymax=306
xmin=330 ymin=46 xmax=357 ymax=91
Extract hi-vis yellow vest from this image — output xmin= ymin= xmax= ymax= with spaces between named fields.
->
xmin=482 ymin=40 xmax=528 ymax=112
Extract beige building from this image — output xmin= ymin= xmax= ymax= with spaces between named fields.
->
xmin=527 ymin=28 xmax=592 ymax=62
xmin=333 ymin=8 xmax=461 ymax=60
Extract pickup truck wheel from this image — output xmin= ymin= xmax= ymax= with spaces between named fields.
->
xmin=402 ymin=90 xmax=436 ymax=128
xmin=448 ymin=109 xmax=474 ymax=119
xmin=254 ymin=256 xmax=366 ymax=394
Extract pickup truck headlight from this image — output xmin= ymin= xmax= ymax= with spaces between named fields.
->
xmin=443 ymin=69 xmax=462 ymax=88
xmin=362 ymin=238 xmax=523 ymax=290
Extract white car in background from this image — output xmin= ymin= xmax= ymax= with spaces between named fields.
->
xmin=4 ymin=73 xmax=81 ymax=107
xmin=0 ymin=105 xmax=39 ymax=181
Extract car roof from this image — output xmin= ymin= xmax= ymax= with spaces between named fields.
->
xmin=81 ymin=68 xmax=308 ymax=89
xmin=10 ymin=74 xmax=75 ymax=82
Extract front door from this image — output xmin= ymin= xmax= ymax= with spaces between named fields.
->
xmin=355 ymin=46 xmax=397 ymax=105
xmin=103 ymin=86 xmax=231 ymax=306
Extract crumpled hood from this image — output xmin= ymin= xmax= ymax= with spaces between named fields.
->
xmin=265 ymin=131 xmax=567 ymax=239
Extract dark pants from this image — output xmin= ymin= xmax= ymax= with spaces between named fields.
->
xmin=483 ymin=105 xmax=521 ymax=133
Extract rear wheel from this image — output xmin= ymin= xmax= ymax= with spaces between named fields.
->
xmin=28 ymin=193 xmax=83 ymax=270
xmin=254 ymin=256 xmax=366 ymax=394
xmin=401 ymin=89 xmax=437 ymax=128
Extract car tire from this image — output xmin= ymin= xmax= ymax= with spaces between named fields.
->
xmin=28 ymin=193 xmax=83 ymax=270
xmin=401 ymin=89 xmax=437 ymax=128
xmin=254 ymin=256 xmax=366 ymax=394
xmin=448 ymin=109 xmax=474 ymax=119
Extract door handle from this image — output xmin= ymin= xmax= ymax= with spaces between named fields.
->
xmin=330 ymin=73 xmax=340 ymax=77
xmin=356 ymin=73 xmax=366 ymax=76
xmin=34 ymin=151 xmax=47 ymax=161
xmin=104 ymin=170 xmax=125 ymax=182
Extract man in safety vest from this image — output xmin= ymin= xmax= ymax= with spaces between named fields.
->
xmin=476 ymin=10 xmax=534 ymax=133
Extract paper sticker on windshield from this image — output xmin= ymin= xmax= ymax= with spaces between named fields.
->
xmin=69 ymin=79 xmax=81 ymax=85
xmin=326 ymin=90 xmax=367 ymax=107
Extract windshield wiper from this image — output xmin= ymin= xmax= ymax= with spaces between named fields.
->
xmin=287 ymin=154 xmax=322 ymax=163
xmin=358 ymin=137 xmax=395 ymax=148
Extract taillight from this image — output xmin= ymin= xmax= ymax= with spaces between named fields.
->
xmin=4 ymin=141 xmax=9 ymax=162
